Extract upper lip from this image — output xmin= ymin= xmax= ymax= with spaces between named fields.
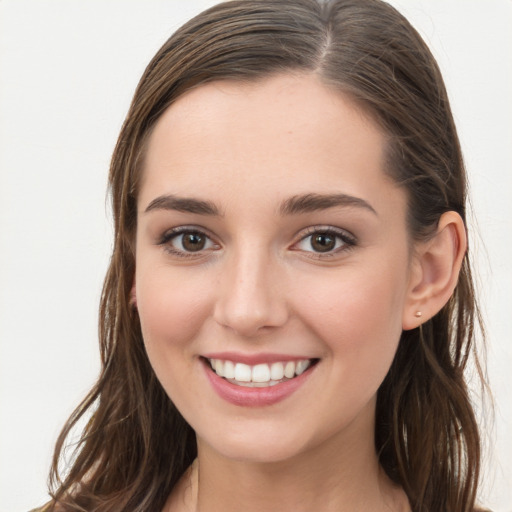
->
xmin=201 ymin=352 xmax=317 ymax=366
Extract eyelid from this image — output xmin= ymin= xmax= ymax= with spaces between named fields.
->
xmin=157 ymin=225 xmax=220 ymax=258
xmin=155 ymin=224 xmax=356 ymax=259
xmin=291 ymin=225 xmax=357 ymax=255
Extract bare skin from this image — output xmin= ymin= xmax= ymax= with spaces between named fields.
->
xmin=134 ymin=73 xmax=465 ymax=512
xmin=165 ymin=404 xmax=410 ymax=512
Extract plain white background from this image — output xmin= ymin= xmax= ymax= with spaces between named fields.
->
xmin=0 ymin=1 xmax=510 ymax=511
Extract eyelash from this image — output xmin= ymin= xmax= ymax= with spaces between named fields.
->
xmin=293 ymin=226 xmax=357 ymax=258
xmin=157 ymin=225 xmax=357 ymax=259
xmin=157 ymin=226 xmax=218 ymax=259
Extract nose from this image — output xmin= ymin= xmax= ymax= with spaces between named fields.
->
xmin=213 ymin=247 xmax=289 ymax=338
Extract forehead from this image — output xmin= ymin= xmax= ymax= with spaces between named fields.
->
xmin=139 ymin=73 xmax=401 ymax=217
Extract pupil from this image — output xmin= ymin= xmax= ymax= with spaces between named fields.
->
xmin=183 ymin=233 xmax=205 ymax=251
xmin=312 ymin=233 xmax=335 ymax=252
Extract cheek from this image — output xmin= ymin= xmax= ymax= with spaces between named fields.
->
xmin=136 ymin=265 xmax=212 ymax=351
xmin=295 ymin=264 xmax=407 ymax=377
xmin=134 ymin=266 xmax=214 ymax=412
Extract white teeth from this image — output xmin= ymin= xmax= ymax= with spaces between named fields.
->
xmin=208 ymin=358 xmax=314 ymax=386
xmin=270 ymin=362 xmax=284 ymax=381
xmin=252 ymin=363 xmax=271 ymax=383
xmin=223 ymin=360 xmax=235 ymax=379
xmin=295 ymin=360 xmax=310 ymax=376
xmin=235 ymin=380 xmax=281 ymax=388
xmin=284 ymin=361 xmax=295 ymax=379
xmin=234 ymin=363 xmax=252 ymax=382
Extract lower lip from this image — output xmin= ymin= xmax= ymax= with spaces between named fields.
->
xmin=202 ymin=360 xmax=316 ymax=407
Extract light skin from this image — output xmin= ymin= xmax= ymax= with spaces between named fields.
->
xmin=133 ymin=73 xmax=467 ymax=512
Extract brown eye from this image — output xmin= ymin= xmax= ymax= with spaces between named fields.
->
xmin=161 ymin=229 xmax=216 ymax=255
xmin=179 ymin=232 xmax=207 ymax=252
xmin=159 ymin=227 xmax=219 ymax=258
xmin=294 ymin=228 xmax=356 ymax=256
xmin=310 ymin=233 xmax=336 ymax=253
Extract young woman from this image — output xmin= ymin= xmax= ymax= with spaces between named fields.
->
xmin=34 ymin=0 xmax=490 ymax=510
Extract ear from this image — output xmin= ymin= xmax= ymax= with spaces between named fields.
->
xmin=402 ymin=211 xmax=467 ymax=330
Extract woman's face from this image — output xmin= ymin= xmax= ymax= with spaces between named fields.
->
xmin=135 ymin=73 xmax=414 ymax=463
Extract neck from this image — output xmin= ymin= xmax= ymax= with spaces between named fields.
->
xmin=166 ymin=409 xmax=409 ymax=512
xmin=197 ymin=441 xmax=388 ymax=512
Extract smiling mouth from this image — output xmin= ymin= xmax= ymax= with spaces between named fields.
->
xmin=204 ymin=357 xmax=319 ymax=388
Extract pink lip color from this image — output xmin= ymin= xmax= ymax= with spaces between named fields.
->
xmin=202 ymin=351 xmax=310 ymax=365
xmin=202 ymin=359 xmax=315 ymax=407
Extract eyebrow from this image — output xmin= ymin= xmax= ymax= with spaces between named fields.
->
xmin=279 ymin=193 xmax=377 ymax=216
xmin=144 ymin=194 xmax=221 ymax=216
xmin=143 ymin=192 xmax=377 ymax=217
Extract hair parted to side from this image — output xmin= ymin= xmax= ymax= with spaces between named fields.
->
xmin=43 ymin=1 xmax=486 ymax=511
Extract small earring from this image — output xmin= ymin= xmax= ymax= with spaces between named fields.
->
xmin=414 ymin=311 xmax=422 ymax=318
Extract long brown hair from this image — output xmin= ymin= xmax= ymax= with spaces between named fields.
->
xmin=43 ymin=1 xmax=486 ymax=511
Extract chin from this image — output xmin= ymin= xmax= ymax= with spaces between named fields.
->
xmin=197 ymin=425 xmax=315 ymax=464
xmin=213 ymin=443 xmax=307 ymax=465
